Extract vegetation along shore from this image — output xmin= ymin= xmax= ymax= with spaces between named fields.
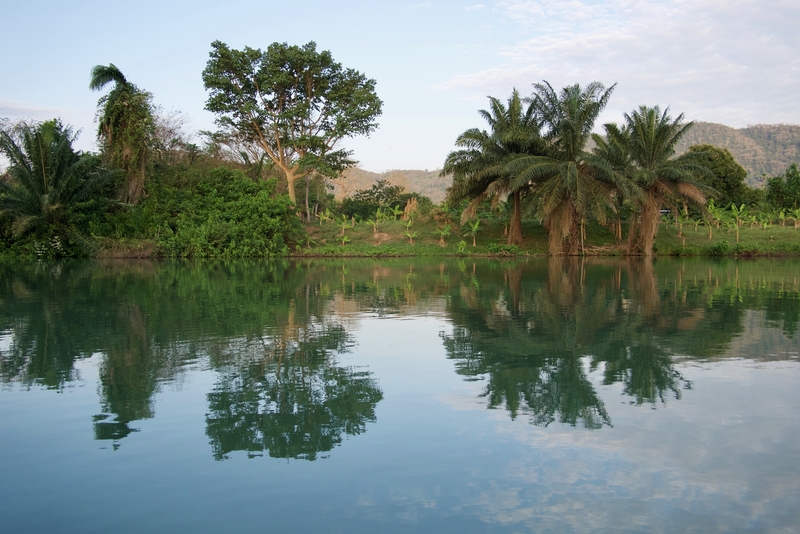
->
xmin=2 ymin=41 xmax=800 ymax=260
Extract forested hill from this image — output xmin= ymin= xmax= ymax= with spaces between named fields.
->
xmin=334 ymin=123 xmax=800 ymax=199
xmin=334 ymin=168 xmax=451 ymax=202
xmin=674 ymin=122 xmax=800 ymax=187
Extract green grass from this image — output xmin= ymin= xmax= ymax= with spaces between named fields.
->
xmin=654 ymin=221 xmax=800 ymax=256
xmin=295 ymin=216 xmax=624 ymax=257
xmin=296 ymin=216 xmax=800 ymax=257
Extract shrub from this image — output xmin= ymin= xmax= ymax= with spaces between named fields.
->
xmin=487 ymin=243 xmax=523 ymax=256
xmin=708 ymin=240 xmax=730 ymax=256
xmin=137 ymin=166 xmax=304 ymax=257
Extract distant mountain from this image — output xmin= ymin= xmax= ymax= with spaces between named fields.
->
xmin=333 ymin=168 xmax=451 ymax=203
xmin=332 ymin=123 xmax=800 ymax=200
xmin=675 ymin=122 xmax=800 ymax=187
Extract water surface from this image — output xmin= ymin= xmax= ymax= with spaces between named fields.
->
xmin=1 ymin=258 xmax=798 ymax=533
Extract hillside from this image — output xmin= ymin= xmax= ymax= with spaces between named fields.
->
xmin=675 ymin=122 xmax=800 ymax=187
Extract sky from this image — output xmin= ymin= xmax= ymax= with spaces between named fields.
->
xmin=1 ymin=0 xmax=798 ymax=172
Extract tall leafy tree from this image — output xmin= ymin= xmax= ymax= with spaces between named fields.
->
xmin=202 ymin=41 xmax=383 ymax=208
xmin=766 ymin=164 xmax=800 ymax=210
xmin=442 ymin=89 xmax=541 ymax=245
xmin=603 ymin=106 xmax=709 ymax=256
xmin=0 ymin=120 xmax=113 ymax=238
xmin=680 ymin=144 xmax=748 ymax=207
xmin=508 ymin=82 xmax=624 ymax=255
xmin=90 ymin=63 xmax=155 ymax=204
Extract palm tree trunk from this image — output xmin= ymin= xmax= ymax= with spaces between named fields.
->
xmin=507 ymin=190 xmax=523 ymax=246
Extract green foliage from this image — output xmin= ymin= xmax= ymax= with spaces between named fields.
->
xmin=433 ymin=224 xmax=451 ymax=246
xmin=132 ymin=166 xmax=304 ymax=257
xmin=0 ymin=120 xmax=115 ymax=256
xmin=682 ymin=144 xmax=750 ymax=206
xmin=443 ymin=88 xmax=541 ymax=245
xmin=487 ymin=243 xmax=523 ymax=256
xmin=599 ymin=106 xmax=710 ymax=256
xmin=766 ymin=164 xmax=800 ymax=210
xmin=463 ymin=218 xmax=481 ymax=246
xmin=339 ymin=179 xmax=412 ymax=220
xmin=90 ymin=64 xmax=155 ymax=204
xmin=202 ymin=40 xmax=382 ymax=203
xmin=674 ymin=122 xmax=800 ymax=186
xmin=509 ymin=81 xmax=619 ymax=255
xmin=709 ymin=240 xmax=730 ymax=256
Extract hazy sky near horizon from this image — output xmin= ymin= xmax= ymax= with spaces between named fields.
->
xmin=2 ymin=0 xmax=798 ymax=172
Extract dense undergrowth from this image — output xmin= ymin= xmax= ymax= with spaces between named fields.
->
xmin=0 ymin=163 xmax=304 ymax=260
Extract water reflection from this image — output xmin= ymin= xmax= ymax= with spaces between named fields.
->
xmin=206 ymin=317 xmax=382 ymax=460
xmin=0 ymin=260 xmax=388 ymax=458
xmin=1 ymin=258 xmax=799 ymax=454
xmin=441 ymin=258 xmax=800 ymax=427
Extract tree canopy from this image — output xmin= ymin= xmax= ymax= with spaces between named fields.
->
xmin=599 ymin=106 xmax=709 ymax=256
xmin=443 ymin=89 xmax=542 ymax=245
xmin=681 ymin=144 xmax=748 ymax=207
xmin=508 ymin=81 xmax=620 ymax=254
xmin=202 ymin=40 xmax=383 ymax=206
xmin=766 ymin=164 xmax=800 ymax=210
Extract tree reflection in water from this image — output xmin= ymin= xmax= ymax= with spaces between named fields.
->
xmin=1 ymin=257 xmax=798 ymax=451
xmin=206 ymin=321 xmax=382 ymax=460
xmin=441 ymin=258 xmax=694 ymax=428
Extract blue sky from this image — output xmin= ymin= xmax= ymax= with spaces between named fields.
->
xmin=2 ymin=0 xmax=798 ymax=172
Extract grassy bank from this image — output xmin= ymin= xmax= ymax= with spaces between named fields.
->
xmin=294 ymin=216 xmax=800 ymax=258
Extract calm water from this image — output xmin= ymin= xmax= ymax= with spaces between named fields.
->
xmin=1 ymin=258 xmax=799 ymax=533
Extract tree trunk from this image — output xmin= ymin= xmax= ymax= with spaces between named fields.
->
xmin=507 ymin=190 xmax=523 ymax=246
xmin=628 ymin=194 xmax=660 ymax=256
xmin=565 ymin=209 xmax=580 ymax=256
xmin=285 ymin=168 xmax=297 ymax=204
xmin=305 ymin=175 xmax=311 ymax=223
xmin=639 ymin=197 xmax=661 ymax=256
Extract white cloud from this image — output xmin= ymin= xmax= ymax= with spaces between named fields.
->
xmin=438 ymin=0 xmax=800 ymax=127
xmin=465 ymin=3 xmax=486 ymax=9
xmin=0 ymin=99 xmax=61 ymax=120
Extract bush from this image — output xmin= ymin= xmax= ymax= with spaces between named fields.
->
xmin=708 ymin=240 xmax=730 ymax=256
xmin=133 ymin=166 xmax=304 ymax=257
xmin=487 ymin=243 xmax=523 ymax=256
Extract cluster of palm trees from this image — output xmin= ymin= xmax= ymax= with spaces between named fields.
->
xmin=443 ymin=81 xmax=711 ymax=256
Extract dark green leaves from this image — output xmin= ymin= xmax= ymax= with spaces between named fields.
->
xmin=202 ymin=40 xmax=382 ymax=198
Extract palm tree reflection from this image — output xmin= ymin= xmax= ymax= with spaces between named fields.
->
xmin=442 ymin=258 xmax=692 ymax=428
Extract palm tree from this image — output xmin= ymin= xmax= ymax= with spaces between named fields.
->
xmin=0 ymin=120 xmax=113 ymax=237
xmin=90 ymin=63 xmax=154 ymax=204
xmin=507 ymin=81 xmax=627 ymax=255
xmin=442 ymin=89 xmax=542 ymax=245
xmin=605 ymin=106 xmax=710 ymax=256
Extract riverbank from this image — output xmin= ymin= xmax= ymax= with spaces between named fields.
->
xmin=291 ymin=217 xmax=800 ymax=258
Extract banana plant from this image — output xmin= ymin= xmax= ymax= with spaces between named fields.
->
xmin=338 ymin=216 xmax=350 ymax=237
xmin=730 ymin=203 xmax=749 ymax=230
xmin=433 ymin=224 xmax=451 ymax=247
xmin=787 ymin=207 xmax=800 ymax=229
xmin=389 ymin=205 xmax=403 ymax=221
xmin=757 ymin=212 xmax=772 ymax=230
xmin=404 ymin=218 xmax=417 ymax=244
xmin=316 ymin=208 xmax=333 ymax=225
xmin=463 ymin=219 xmax=481 ymax=246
